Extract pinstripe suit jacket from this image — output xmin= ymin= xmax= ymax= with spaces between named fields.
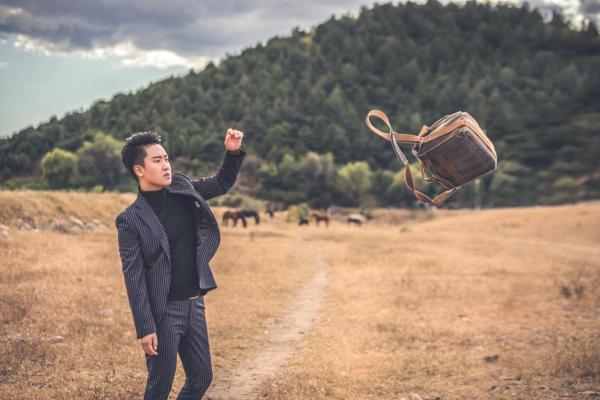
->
xmin=116 ymin=149 xmax=245 ymax=339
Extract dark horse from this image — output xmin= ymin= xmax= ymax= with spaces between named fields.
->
xmin=222 ymin=210 xmax=247 ymax=228
xmin=239 ymin=209 xmax=260 ymax=225
xmin=311 ymin=212 xmax=329 ymax=227
xmin=298 ymin=217 xmax=309 ymax=226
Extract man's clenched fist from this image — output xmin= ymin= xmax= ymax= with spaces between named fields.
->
xmin=224 ymin=128 xmax=244 ymax=151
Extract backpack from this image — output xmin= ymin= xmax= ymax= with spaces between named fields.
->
xmin=366 ymin=110 xmax=497 ymax=206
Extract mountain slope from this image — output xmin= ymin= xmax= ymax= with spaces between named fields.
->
xmin=1 ymin=0 xmax=599 ymax=206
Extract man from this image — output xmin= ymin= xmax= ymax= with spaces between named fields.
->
xmin=115 ymin=128 xmax=245 ymax=399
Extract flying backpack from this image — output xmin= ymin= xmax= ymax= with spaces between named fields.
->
xmin=366 ymin=110 xmax=497 ymax=206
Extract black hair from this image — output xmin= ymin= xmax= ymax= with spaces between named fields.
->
xmin=121 ymin=131 xmax=162 ymax=181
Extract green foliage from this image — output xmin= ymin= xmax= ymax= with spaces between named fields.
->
xmin=75 ymin=132 xmax=128 ymax=189
xmin=1 ymin=1 xmax=599 ymax=206
xmin=286 ymin=203 xmax=311 ymax=222
xmin=336 ymin=161 xmax=373 ymax=207
xmin=40 ymin=148 xmax=77 ymax=189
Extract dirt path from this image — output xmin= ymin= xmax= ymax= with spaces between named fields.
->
xmin=206 ymin=239 xmax=329 ymax=400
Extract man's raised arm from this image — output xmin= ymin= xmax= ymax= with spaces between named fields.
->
xmin=191 ymin=128 xmax=246 ymax=200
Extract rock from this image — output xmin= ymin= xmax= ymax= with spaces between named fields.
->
xmin=484 ymin=354 xmax=499 ymax=363
xmin=98 ymin=309 xmax=114 ymax=318
xmin=0 ymin=230 xmax=9 ymax=238
xmin=51 ymin=336 xmax=64 ymax=343
xmin=17 ymin=219 xmax=32 ymax=230
xmin=91 ymin=219 xmax=106 ymax=229
xmin=579 ymin=391 xmax=600 ymax=397
xmin=410 ymin=394 xmax=424 ymax=400
xmin=0 ymin=224 xmax=9 ymax=231
xmin=69 ymin=216 xmax=85 ymax=230
xmin=50 ymin=219 xmax=69 ymax=233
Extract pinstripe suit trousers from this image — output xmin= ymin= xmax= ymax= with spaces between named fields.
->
xmin=144 ymin=295 xmax=212 ymax=400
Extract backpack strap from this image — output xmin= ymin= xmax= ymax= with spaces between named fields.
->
xmin=403 ymin=161 xmax=457 ymax=206
xmin=366 ymin=109 xmax=458 ymax=145
xmin=366 ymin=109 xmax=457 ymax=206
xmin=366 ymin=110 xmax=421 ymax=143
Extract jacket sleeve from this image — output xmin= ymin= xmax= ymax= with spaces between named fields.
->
xmin=115 ymin=213 xmax=157 ymax=339
xmin=191 ymin=148 xmax=246 ymax=200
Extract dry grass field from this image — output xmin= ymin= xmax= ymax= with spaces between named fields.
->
xmin=0 ymin=190 xmax=598 ymax=399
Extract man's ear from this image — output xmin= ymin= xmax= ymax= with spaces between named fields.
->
xmin=134 ymin=165 xmax=144 ymax=178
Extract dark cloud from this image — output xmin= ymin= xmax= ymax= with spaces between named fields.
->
xmin=0 ymin=0 xmax=366 ymax=59
xmin=0 ymin=0 xmax=593 ymax=62
xmin=579 ymin=0 xmax=600 ymax=17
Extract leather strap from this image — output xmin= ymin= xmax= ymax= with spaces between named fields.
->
xmin=366 ymin=110 xmax=422 ymax=143
xmin=366 ymin=109 xmax=459 ymax=145
xmin=403 ymin=161 xmax=457 ymax=206
xmin=366 ymin=109 xmax=457 ymax=206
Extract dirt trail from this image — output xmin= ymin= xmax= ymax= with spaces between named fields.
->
xmin=207 ymin=239 xmax=329 ymax=400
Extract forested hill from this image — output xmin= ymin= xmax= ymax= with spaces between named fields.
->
xmin=1 ymin=1 xmax=599 ymax=207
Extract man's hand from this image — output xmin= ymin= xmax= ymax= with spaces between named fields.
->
xmin=141 ymin=332 xmax=158 ymax=356
xmin=224 ymin=128 xmax=244 ymax=151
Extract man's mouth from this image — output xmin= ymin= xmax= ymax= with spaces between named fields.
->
xmin=164 ymin=173 xmax=171 ymax=178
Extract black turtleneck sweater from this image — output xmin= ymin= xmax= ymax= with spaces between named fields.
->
xmin=140 ymin=187 xmax=200 ymax=300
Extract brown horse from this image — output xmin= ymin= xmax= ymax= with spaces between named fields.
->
xmin=311 ymin=212 xmax=329 ymax=227
xmin=222 ymin=210 xmax=247 ymax=228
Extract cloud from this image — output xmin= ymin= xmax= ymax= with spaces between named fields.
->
xmin=580 ymin=0 xmax=600 ymax=24
xmin=0 ymin=0 xmax=366 ymax=68
xmin=0 ymin=0 xmax=594 ymax=70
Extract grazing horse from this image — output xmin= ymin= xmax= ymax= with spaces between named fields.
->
xmin=347 ymin=214 xmax=365 ymax=226
xmin=266 ymin=210 xmax=275 ymax=218
xmin=239 ymin=209 xmax=260 ymax=225
xmin=222 ymin=210 xmax=247 ymax=228
xmin=298 ymin=217 xmax=309 ymax=226
xmin=311 ymin=212 xmax=329 ymax=227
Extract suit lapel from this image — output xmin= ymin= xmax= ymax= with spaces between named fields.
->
xmin=166 ymin=174 xmax=216 ymax=221
xmin=134 ymin=193 xmax=171 ymax=265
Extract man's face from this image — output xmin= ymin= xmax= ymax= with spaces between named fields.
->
xmin=135 ymin=144 xmax=171 ymax=188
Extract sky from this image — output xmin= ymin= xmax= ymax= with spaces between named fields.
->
xmin=0 ymin=0 xmax=597 ymax=138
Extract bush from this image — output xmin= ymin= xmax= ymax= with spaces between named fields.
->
xmin=286 ymin=203 xmax=310 ymax=223
xmin=40 ymin=148 xmax=78 ymax=189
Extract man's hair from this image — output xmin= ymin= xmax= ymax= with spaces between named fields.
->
xmin=121 ymin=131 xmax=162 ymax=181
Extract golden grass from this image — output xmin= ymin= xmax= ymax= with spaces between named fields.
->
xmin=1 ymin=191 xmax=599 ymax=399
xmin=260 ymin=204 xmax=600 ymax=399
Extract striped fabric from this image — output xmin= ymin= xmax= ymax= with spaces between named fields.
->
xmin=116 ymin=149 xmax=245 ymax=339
xmin=144 ymin=296 xmax=212 ymax=399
